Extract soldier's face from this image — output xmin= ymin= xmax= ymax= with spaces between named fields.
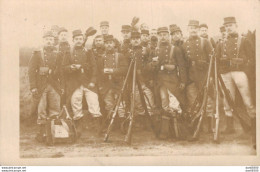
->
xmin=225 ymin=23 xmax=237 ymax=34
xmin=171 ymin=31 xmax=182 ymax=41
xmin=150 ymin=30 xmax=157 ymax=37
xmin=141 ymin=34 xmax=149 ymax=42
xmin=58 ymin=31 xmax=68 ymax=43
xmin=105 ymin=41 xmax=115 ymax=51
xmin=131 ymin=38 xmax=141 ymax=47
xmin=200 ymin=27 xmax=208 ymax=37
xmin=100 ymin=26 xmax=109 ymax=35
xmin=73 ymin=35 xmax=84 ymax=47
xmin=121 ymin=31 xmax=131 ymax=40
xmin=43 ymin=36 xmax=54 ymax=47
xmin=188 ymin=26 xmax=199 ymax=37
xmin=95 ymin=37 xmax=104 ymax=48
xmin=158 ymin=32 xmax=169 ymax=43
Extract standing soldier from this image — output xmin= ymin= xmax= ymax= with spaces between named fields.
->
xmin=51 ymin=25 xmax=60 ymax=47
xmin=199 ymin=23 xmax=216 ymax=49
xmin=92 ymin=35 xmax=106 ymax=117
xmin=216 ymin=26 xmax=227 ymax=45
xmin=28 ymin=31 xmax=63 ymax=142
xmin=99 ymin=21 xmax=121 ymax=52
xmin=62 ymin=30 xmax=102 ymax=137
xmin=129 ymin=31 xmax=156 ymax=129
xmin=102 ymin=35 xmax=128 ymax=126
xmin=215 ymin=17 xmax=256 ymax=148
xmin=147 ymin=27 xmax=187 ymax=116
xmin=183 ymin=20 xmax=215 ymax=131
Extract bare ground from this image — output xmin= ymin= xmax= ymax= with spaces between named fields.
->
xmin=20 ymin=116 xmax=256 ymax=158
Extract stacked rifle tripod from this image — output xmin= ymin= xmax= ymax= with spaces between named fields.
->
xmin=103 ymin=52 xmax=156 ymax=145
xmin=189 ymin=50 xmax=252 ymax=143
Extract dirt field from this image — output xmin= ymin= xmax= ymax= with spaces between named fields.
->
xmin=19 ymin=67 xmax=256 ymax=158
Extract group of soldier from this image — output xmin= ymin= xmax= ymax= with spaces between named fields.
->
xmin=28 ymin=16 xmax=256 ymax=148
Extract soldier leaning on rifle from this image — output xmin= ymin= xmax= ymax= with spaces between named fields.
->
xmin=182 ymin=20 xmax=215 ymax=132
xmin=146 ymin=27 xmax=187 ymax=116
xmin=215 ymin=17 xmax=256 ymax=148
xmin=28 ymin=31 xmax=63 ymax=142
xmin=62 ymin=30 xmax=102 ymax=137
xmin=199 ymin=23 xmax=216 ymax=49
xmin=128 ymin=31 xmax=157 ymax=129
xmin=102 ymin=35 xmax=128 ymax=126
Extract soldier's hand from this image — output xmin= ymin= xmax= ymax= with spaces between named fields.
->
xmin=61 ymin=89 xmax=65 ymax=95
xmin=31 ymin=88 xmax=38 ymax=96
xmin=88 ymin=83 xmax=95 ymax=88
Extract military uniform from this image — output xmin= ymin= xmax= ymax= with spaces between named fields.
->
xmin=183 ymin=21 xmax=214 ymax=115
xmin=28 ymin=32 xmax=62 ymax=125
xmin=199 ymin=24 xmax=216 ymax=49
xmin=62 ymin=30 xmax=102 ymax=121
xmin=147 ymin=27 xmax=187 ymax=113
xmin=129 ymin=32 xmax=156 ymax=117
xmin=215 ymin=17 xmax=255 ymax=119
xmin=102 ymin=35 xmax=128 ymax=118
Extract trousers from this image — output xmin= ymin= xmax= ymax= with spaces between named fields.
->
xmin=37 ymin=84 xmax=60 ymax=124
xmin=220 ymin=71 xmax=255 ymax=118
xmin=71 ymin=85 xmax=102 ymax=120
xmin=159 ymin=86 xmax=182 ymax=113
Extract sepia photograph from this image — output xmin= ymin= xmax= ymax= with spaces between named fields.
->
xmin=1 ymin=0 xmax=260 ymax=166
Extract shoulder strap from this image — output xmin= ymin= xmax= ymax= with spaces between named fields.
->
xmin=236 ymin=36 xmax=242 ymax=58
xmin=200 ymin=37 xmax=204 ymax=53
xmin=40 ymin=48 xmax=45 ymax=66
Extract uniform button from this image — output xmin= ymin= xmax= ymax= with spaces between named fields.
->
xmin=196 ymin=44 xmax=199 ymax=46
xmin=197 ymin=54 xmax=199 ymax=56
xmin=234 ymin=54 xmax=236 ymax=55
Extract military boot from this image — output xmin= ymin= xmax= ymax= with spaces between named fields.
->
xmin=35 ymin=124 xmax=46 ymax=143
xmin=222 ymin=116 xmax=235 ymax=134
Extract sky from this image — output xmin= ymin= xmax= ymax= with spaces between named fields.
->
xmin=2 ymin=0 xmax=259 ymax=47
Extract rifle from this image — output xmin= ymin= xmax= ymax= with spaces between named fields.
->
xmin=124 ymin=57 xmax=137 ymax=144
xmin=103 ymin=57 xmax=134 ymax=142
xmin=191 ymin=50 xmax=214 ymax=140
xmin=213 ymin=55 xmax=220 ymax=143
xmin=217 ymin=72 xmax=251 ymax=130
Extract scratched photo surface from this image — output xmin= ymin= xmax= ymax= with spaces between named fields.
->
xmin=0 ymin=0 xmax=259 ymax=166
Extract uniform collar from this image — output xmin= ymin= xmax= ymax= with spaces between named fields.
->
xmin=43 ymin=46 xmax=54 ymax=52
xmin=106 ymin=49 xmax=115 ymax=54
xmin=74 ymin=45 xmax=84 ymax=50
xmin=132 ymin=45 xmax=142 ymax=50
xmin=189 ymin=35 xmax=200 ymax=40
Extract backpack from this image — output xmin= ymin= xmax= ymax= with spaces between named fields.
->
xmin=45 ymin=105 xmax=77 ymax=145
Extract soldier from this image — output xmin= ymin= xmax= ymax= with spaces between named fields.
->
xmin=120 ymin=25 xmax=132 ymax=56
xmin=62 ymin=30 xmax=102 ymax=137
xmin=28 ymin=31 xmax=63 ymax=142
xmin=199 ymin=23 xmax=216 ymax=49
xmin=140 ymin=30 xmax=150 ymax=48
xmin=147 ymin=27 xmax=187 ymax=116
xmin=129 ymin=31 xmax=156 ymax=129
xmin=99 ymin=21 xmax=121 ymax=52
xmin=57 ymin=27 xmax=70 ymax=55
xmin=215 ymin=17 xmax=256 ymax=148
xmin=51 ymin=25 xmax=60 ymax=46
xmin=183 ymin=20 xmax=215 ymax=132
xmin=169 ymin=24 xmax=183 ymax=47
xmin=102 ymin=35 xmax=128 ymax=125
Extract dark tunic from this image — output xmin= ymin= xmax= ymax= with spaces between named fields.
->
xmin=28 ymin=47 xmax=62 ymax=96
